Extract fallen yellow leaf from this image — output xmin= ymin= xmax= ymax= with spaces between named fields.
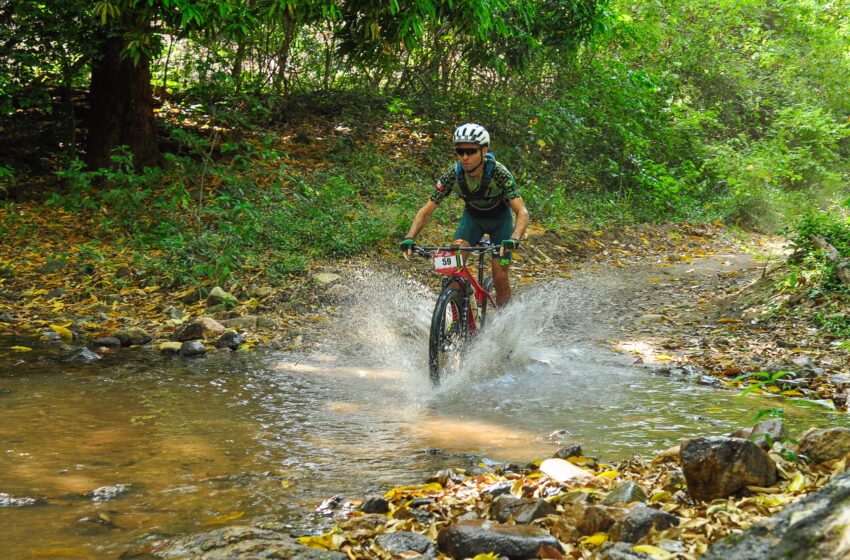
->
xmin=50 ymin=324 xmax=74 ymax=341
xmin=581 ymin=533 xmax=607 ymax=546
xmin=11 ymin=346 xmax=33 ymax=352
xmin=633 ymin=544 xmax=675 ymax=559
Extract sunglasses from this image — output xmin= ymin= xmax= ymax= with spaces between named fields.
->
xmin=455 ymin=147 xmax=480 ymax=157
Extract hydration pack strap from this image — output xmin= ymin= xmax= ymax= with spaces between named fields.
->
xmin=456 ymin=152 xmax=497 ymax=201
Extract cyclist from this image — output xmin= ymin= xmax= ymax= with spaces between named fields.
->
xmin=400 ymin=123 xmax=529 ymax=306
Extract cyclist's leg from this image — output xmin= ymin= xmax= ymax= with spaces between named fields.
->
xmin=452 ymin=208 xmax=485 ymax=264
xmin=486 ymin=206 xmax=515 ymax=307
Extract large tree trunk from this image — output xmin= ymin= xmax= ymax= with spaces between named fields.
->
xmin=86 ymin=35 xmax=160 ymax=170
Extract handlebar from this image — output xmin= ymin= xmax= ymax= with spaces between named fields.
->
xmin=413 ymin=245 xmax=502 ymax=258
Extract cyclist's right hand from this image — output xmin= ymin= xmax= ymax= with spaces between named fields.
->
xmin=400 ymin=238 xmax=415 ymax=255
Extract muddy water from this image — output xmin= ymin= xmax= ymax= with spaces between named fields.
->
xmin=1 ymin=272 xmax=846 ymax=557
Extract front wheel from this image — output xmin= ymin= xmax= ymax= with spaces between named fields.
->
xmin=429 ymin=287 xmax=466 ymax=385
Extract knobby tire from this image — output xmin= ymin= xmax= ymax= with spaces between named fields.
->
xmin=429 ymin=287 xmax=466 ymax=385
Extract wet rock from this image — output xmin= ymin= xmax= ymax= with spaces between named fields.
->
xmin=178 ymin=289 xmax=201 ymax=304
xmin=113 ymin=327 xmax=152 ymax=347
xmin=315 ymin=495 xmax=347 ymax=516
xmin=172 ymin=317 xmax=225 ymax=341
xmin=215 ymin=331 xmax=246 ymax=351
xmin=376 ymin=532 xmax=436 ymax=559
xmin=829 ymin=373 xmax=850 ymax=390
xmin=207 ymin=286 xmax=236 ymax=306
xmin=0 ymin=311 xmax=14 ymax=322
xmin=680 ymin=436 xmax=777 ymax=500
xmin=748 ymin=418 xmax=787 ymax=449
xmin=609 ymin=504 xmax=679 ymax=543
xmin=559 ymin=504 xmax=621 ymax=535
xmin=480 ymin=481 xmax=513 ymax=498
xmin=152 ymin=525 xmax=347 ymax=559
xmin=702 ymin=471 xmax=850 ymax=560
xmin=598 ymin=542 xmax=653 ymax=560
xmin=0 ymin=493 xmax=44 ymax=507
xmin=437 ymin=519 xmax=562 ymax=559
xmin=222 ymin=315 xmax=259 ymax=330
xmin=87 ymin=484 xmax=131 ymax=501
xmin=358 ymin=495 xmax=389 ymax=514
xmin=159 ymin=342 xmax=182 ymax=355
xmin=91 ymin=336 xmax=122 ymax=350
xmin=602 ymin=482 xmax=648 ymax=505
xmin=312 ymin=273 xmax=341 ymax=287
xmin=426 ymin=469 xmax=464 ymax=487
xmin=790 ymin=356 xmax=824 ymax=378
xmin=490 ymin=495 xmax=556 ymax=524
xmin=555 ymin=490 xmax=593 ymax=505
xmin=554 ymin=443 xmax=582 ymax=459
xmin=652 ymin=445 xmax=681 ymax=466
xmin=797 ymin=427 xmax=850 ymax=463
xmin=179 ymin=341 xmax=206 ymax=357
xmin=64 ymin=348 xmax=101 ymax=363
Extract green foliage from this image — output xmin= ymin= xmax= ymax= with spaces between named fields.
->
xmin=787 ymin=212 xmax=850 ymax=298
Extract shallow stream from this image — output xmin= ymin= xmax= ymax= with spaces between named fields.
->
xmin=1 ymin=272 xmax=846 ymax=558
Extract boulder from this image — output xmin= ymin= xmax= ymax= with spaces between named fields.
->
xmin=797 ymin=427 xmax=850 ymax=463
xmin=359 ymin=495 xmax=389 ymax=514
xmin=312 ymin=273 xmax=341 ymax=287
xmin=375 ymin=532 xmax=436 ymax=559
xmin=90 ymin=336 xmax=122 ymax=349
xmin=597 ymin=542 xmax=653 ymax=560
xmin=602 ymin=482 xmax=648 ymax=505
xmin=554 ymin=443 xmax=583 ymax=459
xmin=490 ymin=495 xmax=556 ymax=524
xmin=64 ymin=348 xmax=101 ymax=363
xmin=437 ymin=520 xmax=562 ymax=559
xmin=112 ymin=327 xmax=152 ymax=347
xmin=215 ymin=331 xmax=246 ymax=351
xmin=680 ymin=436 xmax=777 ymax=500
xmin=701 ymin=471 xmax=850 ymax=560
xmin=207 ymin=286 xmax=236 ymax=306
xmin=159 ymin=342 xmax=183 ymax=355
xmin=152 ymin=525 xmax=347 ymax=559
xmin=172 ymin=317 xmax=225 ymax=341
xmin=609 ymin=505 xmax=679 ymax=543
xmin=179 ymin=341 xmax=206 ymax=357
xmin=749 ymin=418 xmax=787 ymax=449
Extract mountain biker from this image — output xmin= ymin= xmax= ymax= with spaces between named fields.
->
xmin=400 ymin=123 xmax=529 ymax=306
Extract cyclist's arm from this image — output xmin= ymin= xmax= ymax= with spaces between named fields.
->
xmin=508 ymin=196 xmax=529 ymax=242
xmin=405 ymin=200 xmax=438 ymax=240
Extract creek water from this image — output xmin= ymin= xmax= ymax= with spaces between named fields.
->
xmin=0 ymin=270 xmax=846 ymax=558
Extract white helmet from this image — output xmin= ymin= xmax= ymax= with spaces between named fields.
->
xmin=453 ymin=123 xmax=490 ymax=146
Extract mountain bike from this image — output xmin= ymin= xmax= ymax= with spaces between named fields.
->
xmin=413 ymin=241 xmax=501 ymax=385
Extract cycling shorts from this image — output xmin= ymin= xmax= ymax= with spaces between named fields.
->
xmin=453 ymin=205 xmax=514 ymax=262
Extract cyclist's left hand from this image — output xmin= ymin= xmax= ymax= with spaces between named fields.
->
xmin=500 ymin=238 xmax=519 ymax=256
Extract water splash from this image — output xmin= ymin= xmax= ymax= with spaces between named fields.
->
xmin=316 ymin=268 xmax=628 ymax=400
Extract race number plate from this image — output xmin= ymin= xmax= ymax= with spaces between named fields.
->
xmin=433 ymin=251 xmax=458 ymax=274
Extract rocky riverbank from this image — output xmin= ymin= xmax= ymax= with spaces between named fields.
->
xmin=148 ymin=422 xmax=850 ymax=559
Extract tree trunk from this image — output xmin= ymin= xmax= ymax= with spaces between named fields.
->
xmin=86 ymin=35 xmax=160 ymax=170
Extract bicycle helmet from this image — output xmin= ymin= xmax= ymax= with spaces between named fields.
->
xmin=453 ymin=123 xmax=490 ymax=147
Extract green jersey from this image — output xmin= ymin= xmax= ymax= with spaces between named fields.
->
xmin=430 ymin=160 xmax=520 ymax=216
